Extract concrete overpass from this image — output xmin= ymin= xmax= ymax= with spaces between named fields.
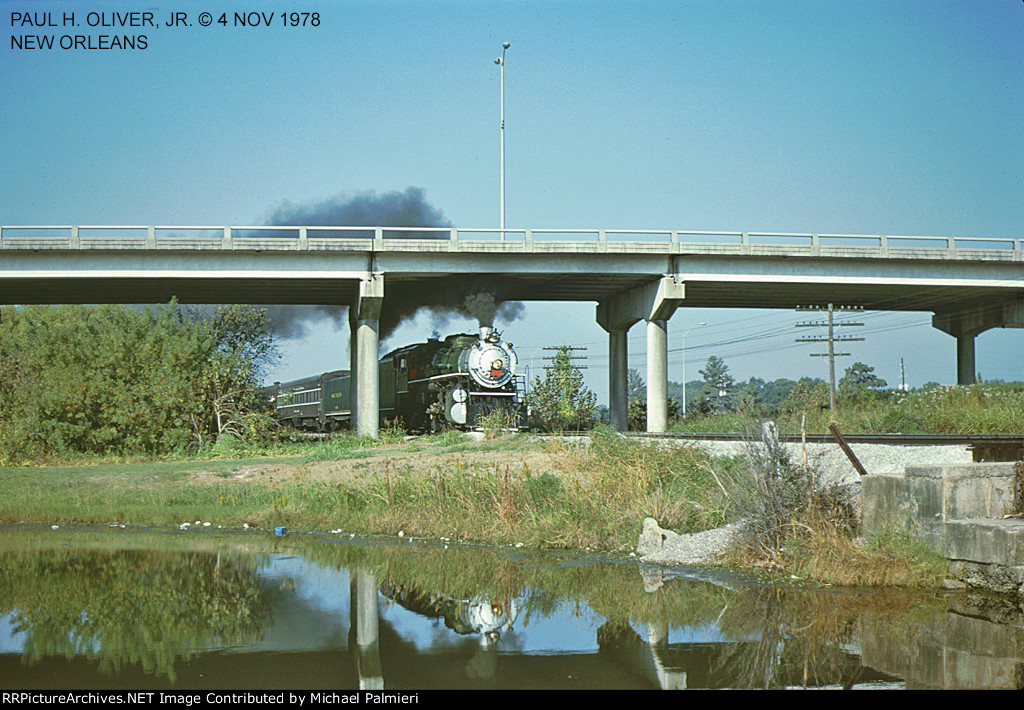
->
xmin=2 ymin=225 xmax=1022 ymax=436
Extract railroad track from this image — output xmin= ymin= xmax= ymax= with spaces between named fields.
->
xmin=537 ymin=430 xmax=1022 ymax=463
xmin=621 ymin=430 xmax=1024 ymax=463
xmin=622 ymin=431 xmax=1022 ymax=446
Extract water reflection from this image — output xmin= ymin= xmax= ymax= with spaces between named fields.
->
xmin=0 ymin=526 xmax=1021 ymax=689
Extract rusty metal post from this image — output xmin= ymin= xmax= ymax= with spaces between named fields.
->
xmin=828 ymin=423 xmax=869 ymax=477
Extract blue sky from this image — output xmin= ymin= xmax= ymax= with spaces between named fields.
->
xmin=2 ymin=0 xmax=1022 ymax=402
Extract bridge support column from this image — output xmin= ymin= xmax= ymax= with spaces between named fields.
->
xmin=933 ymin=298 xmax=1024 ymax=385
xmin=597 ymin=276 xmax=685 ymax=433
xmin=607 ymin=328 xmax=628 ymax=432
xmin=350 ymin=274 xmax=384 ymax=438
xmin=646 ymin=319 xmax=668 ymax=433
xmin=956 ymin=335 xmax=976 ymax=386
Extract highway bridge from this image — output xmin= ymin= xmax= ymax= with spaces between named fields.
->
xmin=2 ymin=225 xmax=1022 ymax=436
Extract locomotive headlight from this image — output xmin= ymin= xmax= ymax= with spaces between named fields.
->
xmin=491 ymin=359 xmax=503 ymax=370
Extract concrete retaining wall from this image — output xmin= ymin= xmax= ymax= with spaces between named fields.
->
xmin=862 ymin=463 xmax=1024 ymax=597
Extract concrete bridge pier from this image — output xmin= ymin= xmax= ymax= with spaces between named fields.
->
xmin=349 ymin=274 xmax=384 ymax=438
xmin=933 ymin=298 xmax=1024 ymax=385
xmin=607 ymin=328 xmax=629 ymax=432
xmin=597 ymin=276 xmax=685 ymax=432
xmin=646 ymin=319 xmax=669 ymax=432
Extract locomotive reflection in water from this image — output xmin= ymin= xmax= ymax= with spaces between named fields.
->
xmin=268 ymin=327 xmax=527 ymax=432
xmin=381 ymin=580 xmax=520 ymax=645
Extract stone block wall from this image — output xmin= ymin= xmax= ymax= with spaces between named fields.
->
xmin=861 ymin=462 xmax=1024 ymax=598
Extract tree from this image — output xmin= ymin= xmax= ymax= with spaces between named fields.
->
xmin=783 ymin=377 xmax=830 ymax=412
xmin=699 ymin=355 xmax=734 ymax=391
xmin=185 ymin=304 xmax=278 ymax=443
xmin=626 ymin=368 xmax=646 ymax=402
xmin=626 ymin=368 xmax=647 ymax=430
xmin=838 ymin=362 xmax=888 ymax=403
xmin=528 ymin=346 xmax=597 ymax=432
xmin=695 ymin=355 xmax=735 ymax=413
xmin=0 ymin=302 xmax=278 ymax=461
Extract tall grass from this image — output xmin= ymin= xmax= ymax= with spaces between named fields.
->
xmin=0 ymin=428 xmax=730 ymax=553
xmin=712 ymin=424 xmax=947 ymax=588
xmin=0 ymin=424 xmax=955 ymax=590
xmin=789 ymin=521 xmax=947 ymax=588
xmin=672 ymin=383 xmax=1024 ymax=435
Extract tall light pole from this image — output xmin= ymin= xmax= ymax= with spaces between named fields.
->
xmin=494 ymin=41 xmax=510 ymax=232
xmin=680 ymin=322 xmax=706 ymax=416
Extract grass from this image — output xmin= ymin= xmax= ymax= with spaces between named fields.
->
xmin=787 ymin=521 xmax=948 ymax=588
xmin=0 ymin=423 xmax=958 ymax=591
xmin=0 ymin=427 xmax=728 ymax=553
xmin=671 ymin=382 xmax=1024 ymax=435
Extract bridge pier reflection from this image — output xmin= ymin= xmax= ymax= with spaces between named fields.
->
xmin=351 ymin=569 xmax=383 ymax=689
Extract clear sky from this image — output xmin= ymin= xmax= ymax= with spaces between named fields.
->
xmin=2 ymin=0 xmax=1022 ymax=403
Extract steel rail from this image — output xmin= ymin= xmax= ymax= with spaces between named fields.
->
xmin=622 ymin=431 xmax=1023 ymax=446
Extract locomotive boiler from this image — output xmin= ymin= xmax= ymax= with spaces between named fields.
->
xmin=268 ymin=326 xmax=527 ymax=432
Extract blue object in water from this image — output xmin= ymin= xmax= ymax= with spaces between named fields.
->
xmin=275 ymin=526 xmax=287 ymax=537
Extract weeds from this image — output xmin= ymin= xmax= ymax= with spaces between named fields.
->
xmin=789 ymin=520 xmax=946 ymax=588
xmin=674 ymin=382 xmax=1024 ymax=435
xmin=476 ymin=409 xmax=520 ymax=439
xmin=714 ymin=420 xmax=945 ymax=589
xmin=720 ymin=424 xmax=849 ymax=565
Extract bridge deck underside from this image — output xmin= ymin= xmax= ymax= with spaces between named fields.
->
xmin=0 ymin=272 xmax=1015 ymax=317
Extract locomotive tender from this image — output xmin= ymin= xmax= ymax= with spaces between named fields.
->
xmin=268 ymin=326 xmax=527 ymax=432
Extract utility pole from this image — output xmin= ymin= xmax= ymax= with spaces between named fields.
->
xmin=795 ymin=304 xmax=865 ymax=411
xmin=542 ymin=346 xmax=588 ymax=405
xmin=541 ymin=346 xmax=588 ymax=369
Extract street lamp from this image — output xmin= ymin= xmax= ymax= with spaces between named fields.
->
xmin=681 ymin=322 xmax=706 ymax=416
xmin=494 ymin=41 xmax=510 ymax=232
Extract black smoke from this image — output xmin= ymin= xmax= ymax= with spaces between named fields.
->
xmin=267 ymin=186 xmax=451 ymax=236
xmin=378 ymin=284 xmax=527 ymax=342
xmin=259 ymin=188 xmax=525 ymax=342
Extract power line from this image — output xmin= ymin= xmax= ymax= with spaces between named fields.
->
xmin=795 ymin=304 xmax=865 ymax=410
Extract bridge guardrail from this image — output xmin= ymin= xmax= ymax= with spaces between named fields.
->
xmin=1 ymin=225 xmax=1021 ymax=260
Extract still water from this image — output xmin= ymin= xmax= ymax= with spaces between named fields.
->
xmin=1 ymin=525 xmax=1022 ymax=690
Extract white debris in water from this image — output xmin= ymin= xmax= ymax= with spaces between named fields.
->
xmin=51 ymin=525 xmax=59 ymax=530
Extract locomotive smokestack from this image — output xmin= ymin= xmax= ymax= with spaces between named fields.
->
xmin=479 ymin=325 xmax=494 ymax=342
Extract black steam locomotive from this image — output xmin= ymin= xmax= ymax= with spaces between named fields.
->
xmin=267 ymin=327 xmax=527 ymax=432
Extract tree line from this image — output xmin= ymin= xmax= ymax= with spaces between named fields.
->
xmin=0 ymin=302 xmax=275 ymax=462
xmin=528 ymin=346 xmax=953 ymax=432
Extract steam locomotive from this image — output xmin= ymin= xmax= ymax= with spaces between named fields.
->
xmin=267 ymin=326 xmax=527 ymax=432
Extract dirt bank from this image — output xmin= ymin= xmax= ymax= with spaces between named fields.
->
xmin=187 ymin=436 xmax=570 ymax=487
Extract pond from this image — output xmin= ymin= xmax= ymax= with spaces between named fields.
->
xmin=1 ymin=525 xmax=1021 ymax=690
